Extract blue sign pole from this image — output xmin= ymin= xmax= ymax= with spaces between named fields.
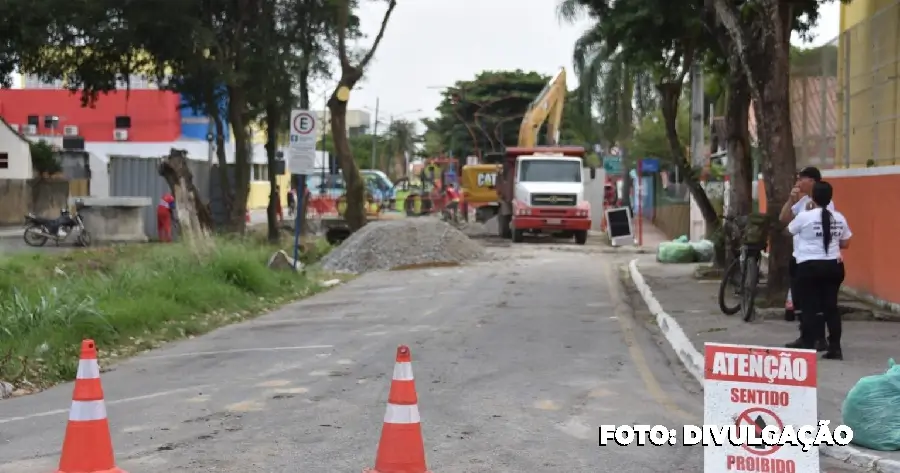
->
xmin=292 ymin=175 xmax=306 ymax=270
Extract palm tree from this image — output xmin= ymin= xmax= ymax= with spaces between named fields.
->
xmin=384 ymin=119 xmax=418 ymax=180
xmin=557 ymin=0 xmax=657 ymax=204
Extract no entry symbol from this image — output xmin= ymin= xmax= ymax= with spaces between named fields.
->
xmin=292 ymin=112 xmax=315 ymax=135
xmin=736 ymin=407 xmax=783 ymax=456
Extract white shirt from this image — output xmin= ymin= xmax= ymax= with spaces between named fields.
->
xmin=791 ymin=196 xmax=835 ymax=258
xmin=788 ymin=207 xmax=852 ymax=263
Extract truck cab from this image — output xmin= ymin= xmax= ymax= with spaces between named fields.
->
xmin=497 ymin=146 xmax=593 ymax=244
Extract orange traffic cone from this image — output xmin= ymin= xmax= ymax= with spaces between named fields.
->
xmin=364 ymin=345 xmax=432 ymax=473
xmin=56 ymin=340 xmax=126 ymax=473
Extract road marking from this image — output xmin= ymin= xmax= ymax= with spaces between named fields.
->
xmin=602 ymin=261 xmax=694 ymax=421
xmin=225 ymin=400 xmax=265 ymax=412
xmin=533 ymin=400 xmax=561 ymax=411
xmin=255 ymin=379 xmax=292 ymax=388
xmin=132 ymin=345 xmax=333 ymax=360
xmin=0 ymin=385 xmax=209 ymax=424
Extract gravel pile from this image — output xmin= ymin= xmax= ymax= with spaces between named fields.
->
xmin=455 ymin=216 xmax=499 ymax=238
xmin=320 ymin=218 xmax=487 ymax=273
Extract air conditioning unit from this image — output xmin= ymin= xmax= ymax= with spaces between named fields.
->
xmin=113 ymin=129 xmax=128 ymax=141
xmin=63 ymin=125 xmax=79 ymax=136
xmin=9 ymin=124 xmax=19 ymax=132
xmin=23 ymin=124 xmax=37 ymax=135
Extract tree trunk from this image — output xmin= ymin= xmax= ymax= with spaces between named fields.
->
xmin=393 ymin=149 xmax=405 ymax=181
xmin=159 ymin=148 xmax=213 ymax=242
xmin=264 ymin=102 xmax=280 ymax=243
xmin=226 ymin=86 xmax=251 ymax=233
xmin=328 ymin=94 xmax=367 ymax=230
xmin=711 ymin=0 xmax=797 ymax=300
xmin=723 ymin=66 xmax=753 ymax=268
xmin=658 ymin=83 xmax=720 ymax=229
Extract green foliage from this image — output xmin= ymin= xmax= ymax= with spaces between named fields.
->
xmin=29 ymin=141 xmax=62 ymax=175
xmin=317 ymin=133 xmax=385 ymax=169
xmin=790 ymin=44 xmax=838 ymax=77
xmin=424 ymin=70 xmax=597 ymax=157
xmin=630 ymin=108 xmax=690 ymax=165
xmin=0 ymin=239 xmax=331 ymax=386
xmin=425 ymin=70 xmax=547 ymax=157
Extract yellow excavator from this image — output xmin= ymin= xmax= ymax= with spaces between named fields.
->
xmin=460 ymin=68 xmax=568 ymax=222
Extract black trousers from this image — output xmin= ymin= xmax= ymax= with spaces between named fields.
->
xmin=789 ymin=256 xmax=799 ymax=319
xmin=794 ymin=259 xmax=845 ymax=349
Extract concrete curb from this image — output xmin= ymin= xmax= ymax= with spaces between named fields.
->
xmin=627 ymin=258 xmax=900 ymax=473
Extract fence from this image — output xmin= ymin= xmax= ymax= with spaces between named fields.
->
xmin=790 ymin=37 xmax=840 ymax=170
xmin=838 ymin=1 xmax=900 ymax=167
xmin=108 ymin=156 xmax=212 ymax=239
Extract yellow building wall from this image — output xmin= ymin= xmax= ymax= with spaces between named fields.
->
xmin=838 ymin=0 xmax=900 ymax=168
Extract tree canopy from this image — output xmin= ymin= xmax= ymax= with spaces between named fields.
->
xmin=424 ymin=69 xmax=597 ymax=157
xmin=0 ymin=0 xmax=386 ymax=237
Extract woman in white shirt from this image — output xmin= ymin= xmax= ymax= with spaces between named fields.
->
xmin=785 ymin=181 xmax=852 ymax=359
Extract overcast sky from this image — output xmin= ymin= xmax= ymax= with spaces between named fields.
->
xmin=315 ymin=0 xmax=841 ymax=124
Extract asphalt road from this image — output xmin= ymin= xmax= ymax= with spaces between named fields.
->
xmin=0 ymin=244 xmax=862 ymax=472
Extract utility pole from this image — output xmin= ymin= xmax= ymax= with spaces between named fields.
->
xmin=321 ymin=94 xmax=329 ymax=183
xmin=370 ymin=98 xmax=379 ymax=170
xmin=384 ymin=114 xmax=394 ymax=172
xmin=689 ymin=63 xmax=705 ymax=169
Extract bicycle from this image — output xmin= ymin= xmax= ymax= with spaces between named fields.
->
xmin=718 ymin=215 xmax=766 ymax=322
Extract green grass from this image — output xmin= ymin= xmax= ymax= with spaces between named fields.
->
xmin=0 ymin=238 xmax=335 ymax=390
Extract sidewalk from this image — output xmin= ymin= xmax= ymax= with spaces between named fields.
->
xmin=629 ymin=256 xmax=900 ymax=473
xmin=0 ymin=226 xmax=19 ymax=238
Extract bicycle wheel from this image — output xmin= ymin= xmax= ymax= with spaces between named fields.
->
xmin=741 ymin=256 xmax=760 ymax=322
xmin=718 ymin=258 xmax=742 ymax=315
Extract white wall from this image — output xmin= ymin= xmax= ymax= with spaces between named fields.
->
xmin=0 ymin=121 xmax=33 ymax=179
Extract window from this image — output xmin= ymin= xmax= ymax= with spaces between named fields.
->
xmin=0 ymin=153 xmax=9 ymax=169
xmin=518 ymin=160 xmax=582 ymax=183
xmin=252 ymin=164 xmax=269 ymax=181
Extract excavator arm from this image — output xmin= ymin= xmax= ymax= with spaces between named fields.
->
xmin=517 ymin=68 xmax=567 ymax=148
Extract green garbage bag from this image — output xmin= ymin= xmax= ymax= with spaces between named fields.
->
xmin=842 ymin=359 xmax=900 ymax=451
xmin=657 ymin=241 xmax=696 ymax=263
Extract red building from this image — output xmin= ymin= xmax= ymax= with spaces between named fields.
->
xmin=0 ymin=89 xmax=182 ymax=142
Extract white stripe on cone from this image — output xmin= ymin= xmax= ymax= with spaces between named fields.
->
xmin=392 ymin=362 xmax=414 ymax=381
xmin=69 ymin=400 xmax=107 ymax=421
xmin=384 ymin=403 xmax=420 ymax=424
xmin=76 ymin=359 xmax=100 ymax=379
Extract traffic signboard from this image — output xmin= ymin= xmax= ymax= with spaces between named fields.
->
xmin=704 ymin=343 xmax=818 ymax=473
xmin=288 ymin=109 xmax=317 ymax=175
xmin=602 ymin=156 xmax=623 ymax=175
xmin=640 ymin=157 xmax=660 ymax=173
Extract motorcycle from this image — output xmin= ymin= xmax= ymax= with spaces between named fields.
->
xmin=23 ymin=206 xmax=92 ymax=248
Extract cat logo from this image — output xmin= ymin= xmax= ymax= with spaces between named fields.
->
xmin=477 ymin=172 xmax=497 ymax=187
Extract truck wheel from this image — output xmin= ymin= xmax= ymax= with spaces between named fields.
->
xmin=574 ymin=230 xmax=588 ymax=245
xmin=499 ymin=215 xmax=512 ymax=239
xmin=512 ymin=228 xmax=525 ymax=243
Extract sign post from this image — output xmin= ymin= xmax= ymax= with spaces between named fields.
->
xmin=704 ymin=343 xmax=819 ymax=473
xmin=288 ymin=109 xmax=318 ymax=270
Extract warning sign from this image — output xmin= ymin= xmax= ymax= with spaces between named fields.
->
xmin=703 ymin=343 xmax=818 ymax=473
xmin=735 ymin=407 xmax=783 ymax=455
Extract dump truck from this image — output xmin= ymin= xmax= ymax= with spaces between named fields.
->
xmin=495 ymin=146 xmax=594 ymax=245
